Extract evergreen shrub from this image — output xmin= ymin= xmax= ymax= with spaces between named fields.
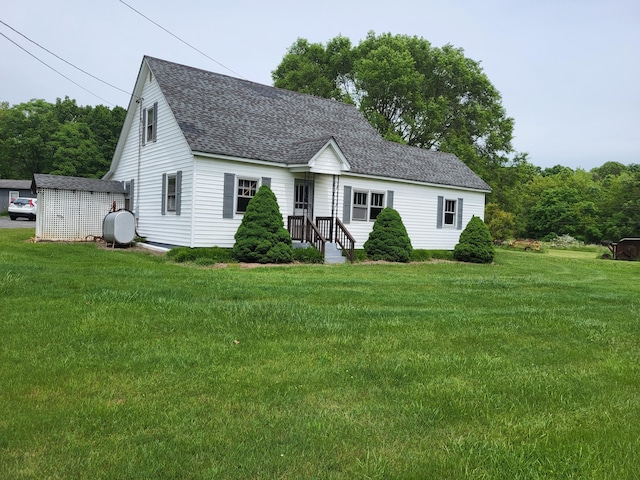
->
xmin=453 ymin=215 xmax=495 ymax=264
xmin=232 ymin=185 xmax=293 ymax=263
xmin=363 ymin=208 xmax=412 ymax=262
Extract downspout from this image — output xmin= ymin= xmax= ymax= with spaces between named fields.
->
xmin=135 ymin=96 xmax=144 ymax=230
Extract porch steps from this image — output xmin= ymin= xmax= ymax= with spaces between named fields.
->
xmin=324 ymin=242 xmax=346 ymax=264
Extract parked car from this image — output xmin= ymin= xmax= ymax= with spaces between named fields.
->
xmin=8 ymin=197 xmax=37 ymax=221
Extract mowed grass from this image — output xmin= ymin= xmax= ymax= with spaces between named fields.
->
xmin=1 ymin=229 xmax=638 ymax=479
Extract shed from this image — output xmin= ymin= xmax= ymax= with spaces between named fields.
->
xmin=32 ymin=174 xmax=126 ymax=241
xmin=0 ymin=179 xmax=35 ymax=213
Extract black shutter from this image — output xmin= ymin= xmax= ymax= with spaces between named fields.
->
xmin=223 ymin=173 xmax=235 ymax=218
xmin=457 ymin=198 xmax=463 ymax=230
xmin=175 ymin=170 xmax=182 ymax=215
xmin=437 ymin=196 xmax=443 ymax=229
xmin=161 ymin=173 xmax=167 ymax=215
xmin=261 ymin=177 xmax=271 ymax=188
xmin=130 ymin=178 xmax=135 ymax=212
xmin=387 ymin=190 xmax=394 ymax=209
xmin=343 ymin=186 xmax=352 ymax=224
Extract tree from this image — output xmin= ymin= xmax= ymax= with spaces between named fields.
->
xmin=273 ymin=32 xmax=516 ymax=183
xmin=232 ymin=185 xmax=293 ymax=263
xmin=0 ymin=98 xmax=125 ymax=179
xmin=453 ymin=216 xmax=494 ymax=264
xmin=363 ymin=207 xmax=412 ymax=262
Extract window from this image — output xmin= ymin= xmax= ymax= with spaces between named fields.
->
xmin=370 ymin=192 xmax=384 ymax=220
xmin=166 ymin=175 xmax=177 ymax=212
xmin=143 ymin=102 xmax=157 ymax=144
xmin=162 ymin=172 xmax=181 ymax=215
xmin=294 ymin=182 xmax=309 ymax=210
xmin=444 ymin=199 xmax=456 ymax=226
xmin=237 ymin=178 xmax=257 ymax=213
xmin=352 ymin=191 xmax=368 ymax=221
xmin=353 ymin=190 xmax=385 ymax=221
xmin=437 ymin=196 xmax=462 ymax=229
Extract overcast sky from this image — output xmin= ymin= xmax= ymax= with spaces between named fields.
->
xmin=1 ymin=0 xmax=638 ymax=170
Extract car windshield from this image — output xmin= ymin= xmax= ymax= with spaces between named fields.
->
xmin=13 ymin=198 xmax=34 ymax=205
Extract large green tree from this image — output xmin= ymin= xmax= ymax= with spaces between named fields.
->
xmin=0 ymin=97 xmax=125 ymax=180
xmin=273 ymin=32 xmax=516 ymax=181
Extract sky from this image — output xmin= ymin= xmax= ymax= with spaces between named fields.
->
xmin=1 ymin=0 xmax=638 ymax=171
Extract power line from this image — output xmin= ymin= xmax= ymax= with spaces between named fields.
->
xmin=0 ymin=30 xmax=116 ymax=106
xmin=0 ymin=19 xmax=131 ymax=96
xmin=118 ymin=0 xmax=246 ymax=80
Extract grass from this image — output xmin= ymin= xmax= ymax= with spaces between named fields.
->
xmin=1 ymin=228 xmax=639 ymax=479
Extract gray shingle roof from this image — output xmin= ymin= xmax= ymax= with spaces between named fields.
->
xmin=0 ymin=179 xmax=31 ymax=190
xmin=146 ymin=56 xmax=491 ymax=191
xmin=32 ymin=174 xmax=125 ymax=194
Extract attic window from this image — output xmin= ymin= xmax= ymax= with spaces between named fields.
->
xmin=143 ymin=102 xmax=158 ymax=144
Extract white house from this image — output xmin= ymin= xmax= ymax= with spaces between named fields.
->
xmin=104 ymin=56 xmax=491 ymax=259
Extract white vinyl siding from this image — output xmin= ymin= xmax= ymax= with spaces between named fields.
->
xmin=107 ymin=78 xmax=193 ymax=246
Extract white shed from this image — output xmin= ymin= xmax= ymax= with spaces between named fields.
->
xmin=32 ymin=174 xmax=126 ymax=241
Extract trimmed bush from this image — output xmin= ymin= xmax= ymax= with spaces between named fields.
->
xmin=363 ymin=208 xmax=413 ymax=262
xmin=232 ymin=185 xmax=293 ymax=263
xmin=167 ymin=246 xmax=233 ymax=264
xmin=453 ymin=215 xmax=495 ymax=264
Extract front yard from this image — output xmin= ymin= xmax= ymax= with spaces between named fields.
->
xmin=1 ymin=229 xmax=638 ymax=479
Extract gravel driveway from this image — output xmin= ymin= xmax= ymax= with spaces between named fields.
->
xmin=0 ymin=216 xmax=36 ymax=229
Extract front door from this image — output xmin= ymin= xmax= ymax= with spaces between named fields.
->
xmin=293 ymin=179 xmax=314 ymax=218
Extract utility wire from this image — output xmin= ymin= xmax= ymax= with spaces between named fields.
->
xmin=0 ymin=30 xmax=115 ymax=106
xmin=118 ymin=0 xmax=247 ymax=80
xmin=0 ymin=19 xmax=131 ymax=96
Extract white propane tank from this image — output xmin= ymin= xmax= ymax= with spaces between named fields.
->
xmin=103 ymin=210 xmax=135 ymax=245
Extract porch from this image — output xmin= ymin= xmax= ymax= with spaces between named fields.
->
xmin=287 ymin=216 xmax=355 ymax=263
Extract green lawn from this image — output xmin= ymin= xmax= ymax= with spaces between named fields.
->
xmin=1 ymin=229 xmax=638 ymax=479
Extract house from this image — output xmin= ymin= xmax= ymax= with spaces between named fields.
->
xmin=0 ymin=179 xmax=34 ymax=213
xmin=104 ymin=56 xmax=491 ymax=257
xmin=32 ymin=174 xmax=125 ymax=241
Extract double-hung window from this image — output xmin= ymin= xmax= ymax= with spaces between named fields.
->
xmin=166 ymin=174 xmax=177 ymax=212
xmin=437 ymin=196 xmax=462 ymax=229
xmin=352 ymin=190 xmax=385 ymax=221
xmin=143 ymin=102 xmax=158 ymax=144
xmin=352 ymin=191 xmax=368 ymax=221
xmin=444 ymin=199 xmax=456 ymax=226
xmin=237 ymin=178 xmax=257 ymax=213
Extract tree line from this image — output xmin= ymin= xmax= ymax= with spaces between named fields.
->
xmin=1 ymin=32 xmax=638 ymax=243
xmin=0 ymin=97 xmax=125 ymax=180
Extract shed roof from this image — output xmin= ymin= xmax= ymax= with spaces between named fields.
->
xmin=32 ymin=174 xmax=125 ymax=194
xmin=144 ymin=56 xmax=491 ymax=192
xmin=0 ymin=179 xmax=31 ymax=190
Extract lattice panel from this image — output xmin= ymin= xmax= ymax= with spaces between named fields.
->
xmin=37 ymin=189 xmax=125 ymax=241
